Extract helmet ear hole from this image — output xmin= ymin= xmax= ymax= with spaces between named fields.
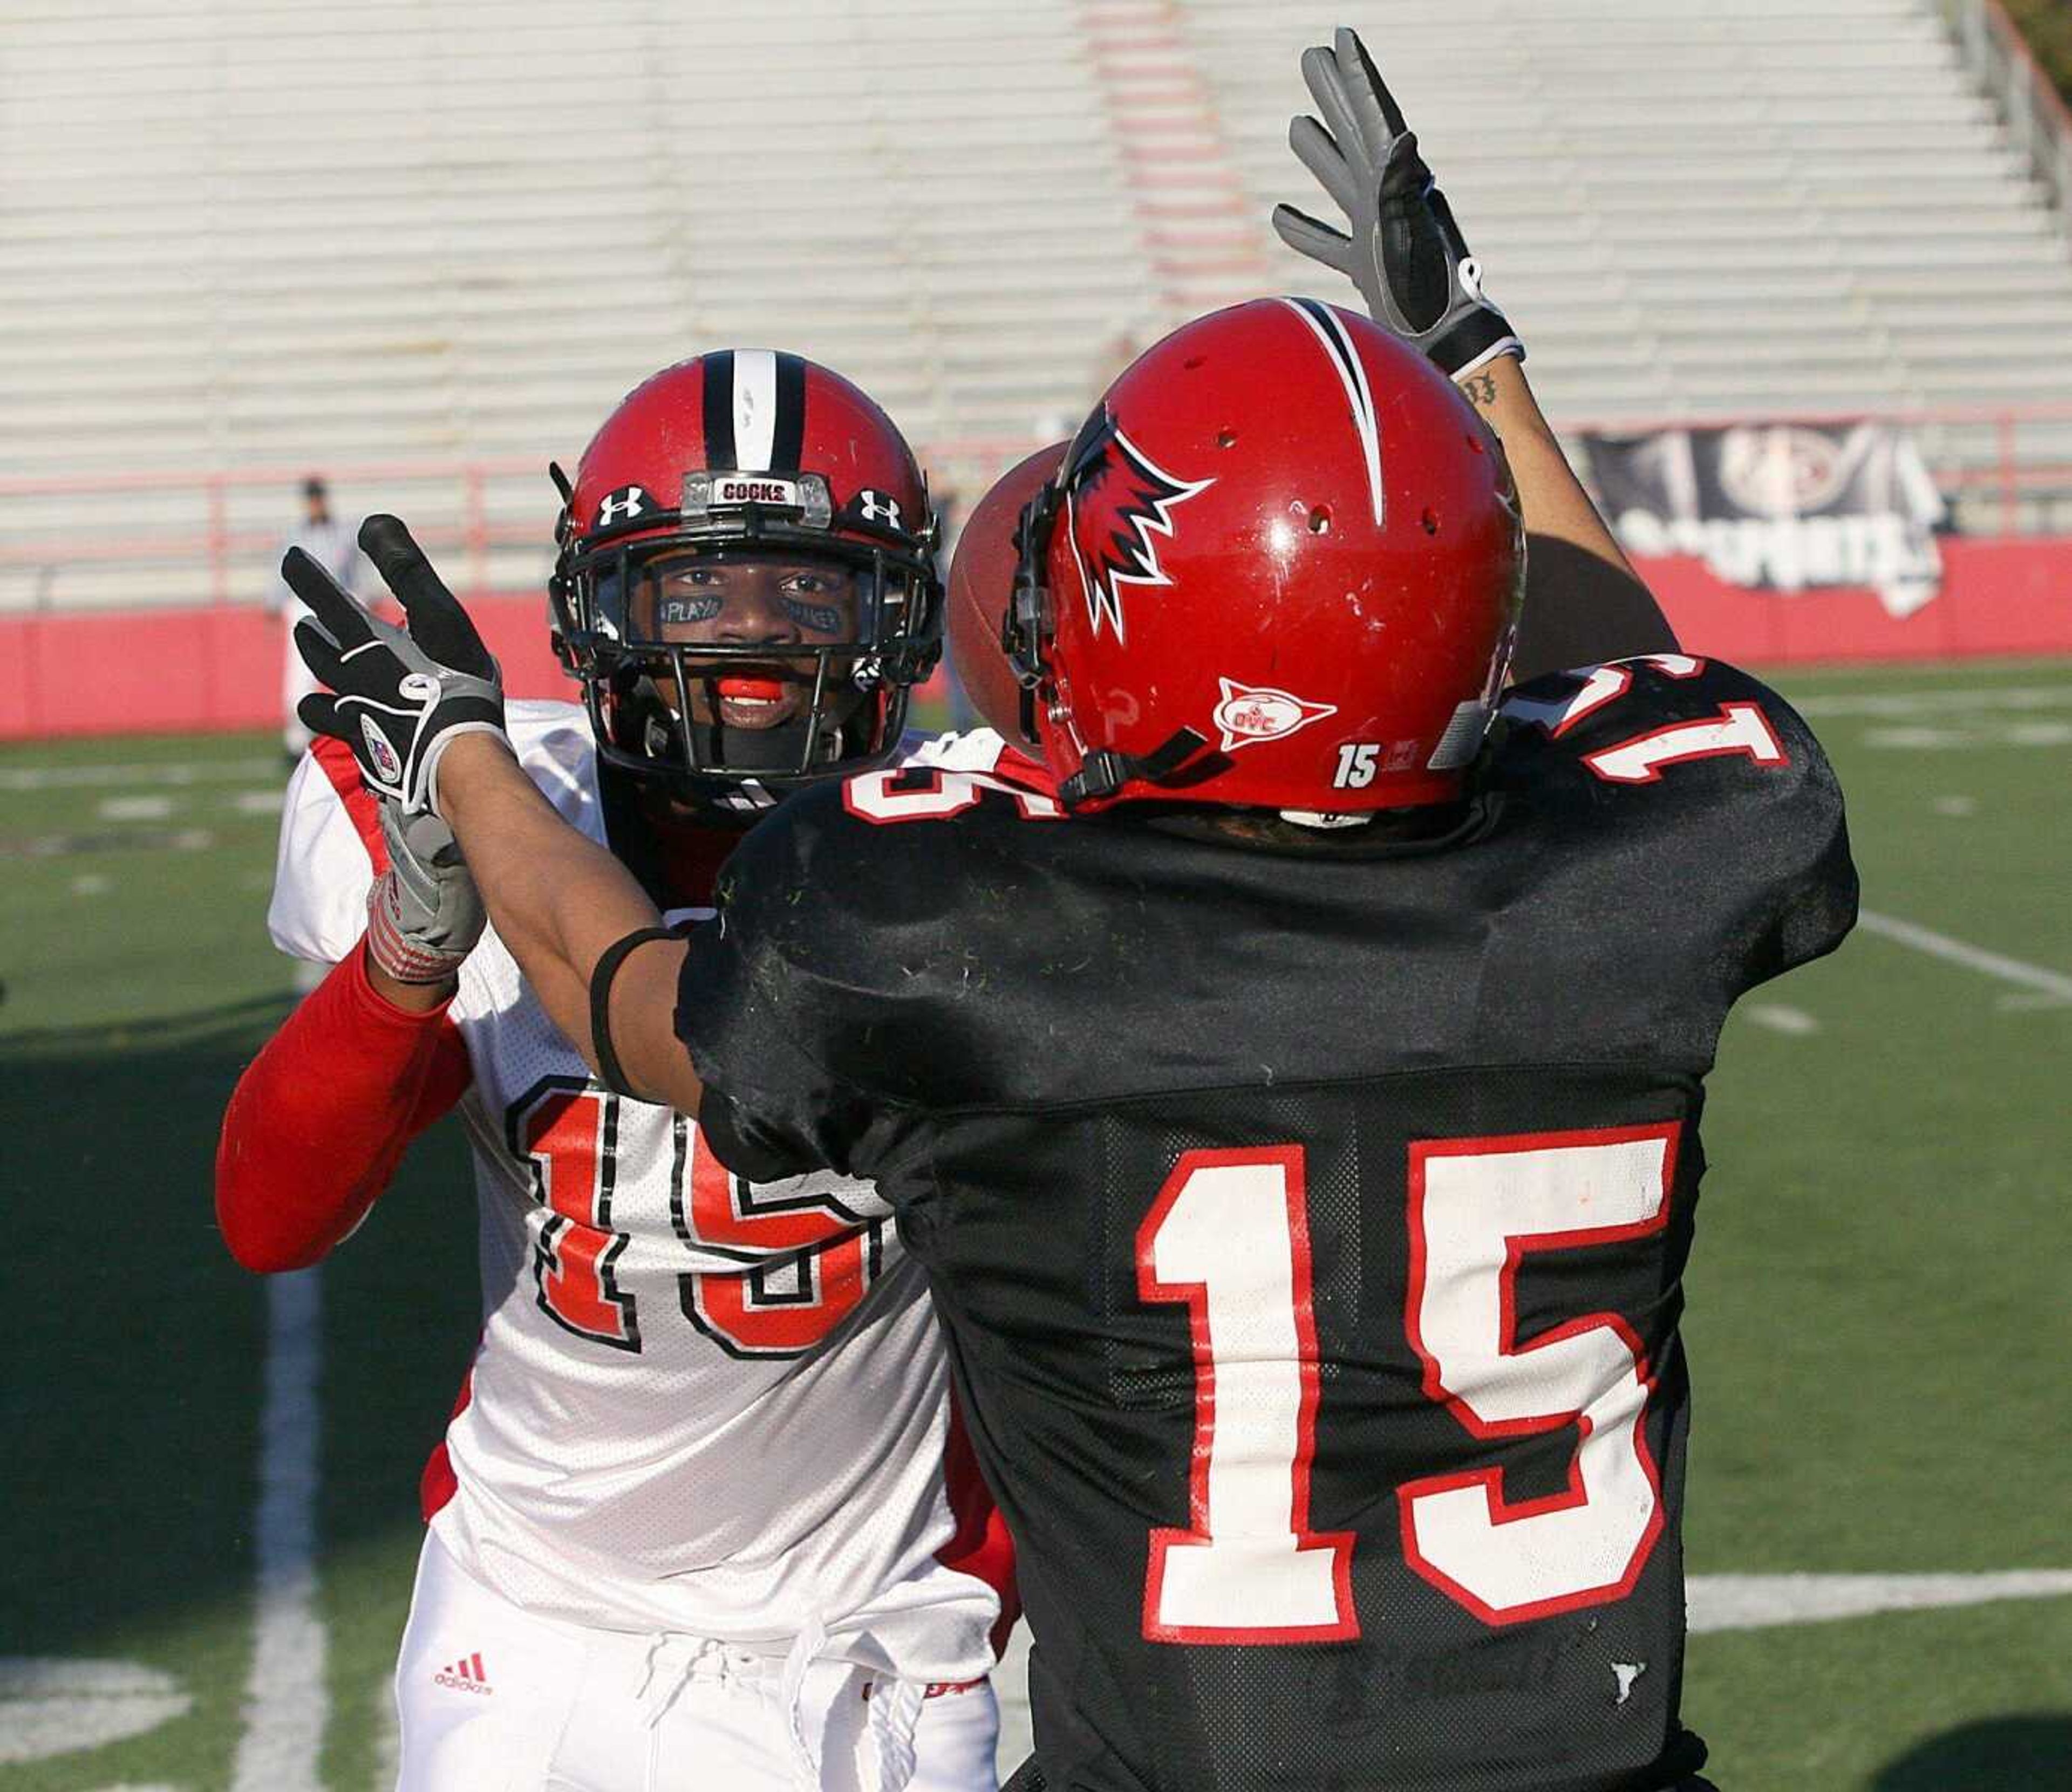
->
xmin=1308 ymin=506 xmax=1333 ymax=536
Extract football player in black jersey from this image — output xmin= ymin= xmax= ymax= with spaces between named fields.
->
xmin=667 ymin=312 xmax=1854 ymax=1792
xmin=291 ymin=37 xmax=1856 ymax=1791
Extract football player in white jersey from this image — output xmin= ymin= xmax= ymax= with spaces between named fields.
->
xmin=217 ymin=352 xmax=1033 ymax=1792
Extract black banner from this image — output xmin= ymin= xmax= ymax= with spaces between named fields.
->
xmin=1583 ymin=423 xmax=1947 ymax=618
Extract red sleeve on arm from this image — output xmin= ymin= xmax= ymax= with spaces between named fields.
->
xmin=216 ymin=946 xmax=469 ymax=1273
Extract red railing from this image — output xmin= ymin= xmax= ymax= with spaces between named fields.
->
xmin=5 ymin=407 xmax=2070 ymax=741
xmin=0 ymin=441 xmax=1052 ymax=615
xmin=1952 ymin=0 xmax=2072 ymax=227
xmin=3 ymin=408 xmax=2070 ymax=618
xmin=0 ymin=457 xmax=539 ymax=612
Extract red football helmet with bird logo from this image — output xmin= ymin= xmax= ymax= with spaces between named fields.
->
xmin=1002 ymin=299 xmax=1524 ymax=813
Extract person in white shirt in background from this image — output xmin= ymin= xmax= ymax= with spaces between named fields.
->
xmin=268 ymin=475 xmax=369 ymax=760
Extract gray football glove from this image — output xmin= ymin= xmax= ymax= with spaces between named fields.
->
xmin=1272 ymin=28 xmax=1524 ymax=381
xmin=289 ymin=515 xmax=506 ymax=816
xmin=365 ymin=802 xmax=486 ymax=986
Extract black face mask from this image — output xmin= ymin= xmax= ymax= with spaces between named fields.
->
xmin=666 ymin=702 xmax=863 ymax=774
xmin=557 ymin=519 xmax=943 ymax=812
xmin=610 ymin=668 xmax=868 ymax=817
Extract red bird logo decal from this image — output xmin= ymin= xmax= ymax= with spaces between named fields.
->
xmin=1063 ymin=417 xmax=1214 ymax=644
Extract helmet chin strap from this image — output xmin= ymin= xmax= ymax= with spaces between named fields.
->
xmin=1057 ymin=728 xmax=1232 ymax=809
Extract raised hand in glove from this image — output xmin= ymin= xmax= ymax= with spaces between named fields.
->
xmin=1272 ymin=27 xmax=1523 ymax=382
xmin=365 ymin=801 xmax=487 ymax=987
xmin=289 ymin=515 xmax=505 ymax=817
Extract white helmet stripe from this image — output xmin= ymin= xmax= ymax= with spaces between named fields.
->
xmin=732 ymin=349 xmax=779 ymax=473
xmin=1279 ymin=297 xmax=1386 ymax=526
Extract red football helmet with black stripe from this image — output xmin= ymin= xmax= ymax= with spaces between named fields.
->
xmin=1003 ymin=299 xmax=1523 ymax=814
xmin=550 ymin=351 xmax=941 ymax=812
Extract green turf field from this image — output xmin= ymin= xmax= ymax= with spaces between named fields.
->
xmin=3 ymin=663 xmax=2067 ymax=1789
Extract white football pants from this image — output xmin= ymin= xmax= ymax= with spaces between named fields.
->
xmin=394 ymin=1533 xmax=1000 ymax=1792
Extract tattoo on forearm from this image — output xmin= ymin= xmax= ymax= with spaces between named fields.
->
xmin=1461 ymin=372 xmax=1498 ymax=409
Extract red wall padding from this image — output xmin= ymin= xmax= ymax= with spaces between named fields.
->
xmin=1635 ymin=538 xmax=2072 ymax=665
xmin=4 ymin=595 xmax=587 ymax=740
xmin=4 ymin=541 xmax=2070 ymax=740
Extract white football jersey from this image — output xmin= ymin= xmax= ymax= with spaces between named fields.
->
xmin=269 ymin=701 xmax=1016 ymax=1683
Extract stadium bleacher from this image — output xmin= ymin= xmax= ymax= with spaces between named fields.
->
xmin=2 ymin=17 xmax=2069 ymax=1785
xmin=4 ymin=0 xmax=2072 ymax=610
xmin=1189 ymin=0 xmax=2072 ymax=518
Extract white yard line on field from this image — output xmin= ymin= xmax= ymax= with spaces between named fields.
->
xmin=229 ymin=1268 xmax=326 ymax=1792
xmin=1689 ymin=1570 xmax=2072 ymax=1633
xmin=1791 ymin=685 xmax=2072 ymax=719
xmin=1745 ymin=1004 xmax=1819 ymax=1035
xmin=1863 ymin=722 xmax=2072 ymax=751
xmin=0 ymin=759 xmax=280 ymax=792
xmin=1858 ymin=908 xmax=2072 ymax=1008
xmin=0 ymin=1659 xmax=192 ymax=1766
xmin=372 ymin=1670 xmax=401 ymax=1792
xmin=97 ymin=796 xmax=174 ymax=822
xmin=991 ymin=1569 xmax=2072 ymax=1775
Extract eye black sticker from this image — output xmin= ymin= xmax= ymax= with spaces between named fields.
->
xmin=658 ymin=596 xmax=724 ymax=626
xmin=782 ymin=599 xmax=843 ymax=634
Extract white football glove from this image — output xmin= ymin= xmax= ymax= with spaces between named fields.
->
xmin=1272 ymin=28 xmax=1524 ymax=382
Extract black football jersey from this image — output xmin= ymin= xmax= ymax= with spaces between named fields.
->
xmin=676 ymin=657 xmax=1856 ymax=1792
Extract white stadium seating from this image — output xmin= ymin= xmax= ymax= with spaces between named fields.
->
xmin=3 ymin=0 xmax=2070 ymax=608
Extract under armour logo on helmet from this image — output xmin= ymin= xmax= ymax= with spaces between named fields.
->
xmin=596 ymin=485 xmax=649 ymax=528
xmin=856 ymin=489 xmax=902 ymax=528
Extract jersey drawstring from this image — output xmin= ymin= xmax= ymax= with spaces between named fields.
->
xmin=863 ymin=1673 xmax=926 ymax=1792
xmin=774 ymin=1609 xmax=928 ymax=1792
xmin=636 ymin=1631 xmax=744 ymax=1792
xmin=635 ymin=1631 xmax=721 ymax=1727
xmin=777 ymin=1609 xmax=831 ymax=1792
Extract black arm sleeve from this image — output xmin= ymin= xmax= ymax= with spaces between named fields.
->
xmin=1496 ymin=656 xmax=1859 ymax=1022
xmin=1746 ymin=695 xmax=1859 ymax=989
xmin=1511 ymin=536 xmax=1680 ymax=684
